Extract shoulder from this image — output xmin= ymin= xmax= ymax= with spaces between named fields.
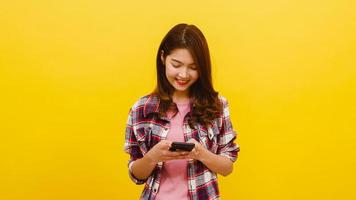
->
xmin=218 ymin=95 xmax=228 ymax=104
xmin=217 ymin=95 xmax=232 ymax=119
xmin=217 ymin=95 xmax=230 ymax=109
xmin=130 ymin=94 xmax=152 ymax=111
xmin=129 ymin=93 xmax=160 ymax=119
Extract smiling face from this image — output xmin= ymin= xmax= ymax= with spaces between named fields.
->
xmin=161 ymin=48 xmax=199 ymax=98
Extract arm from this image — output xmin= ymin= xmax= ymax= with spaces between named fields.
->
xmin=124 ymin=108 xmax=191 ymax=183
xmin=130 ymin=140 xmax=189 ymax=180
xmin=200 ymin=147 xmax=234 ymax=176
xmin=124 ymin=108 xmax=148 ymax=184
xmin=130 ymin=153 xmax=157 ymax=180
xmin=186 ymin=139 xmax=233 ymax=176
xmin=186 ymin=98 xmax=240 ymax=176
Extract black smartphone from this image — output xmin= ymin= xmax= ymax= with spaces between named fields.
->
xmin=169 ymin=142 xmax=195 ymax=152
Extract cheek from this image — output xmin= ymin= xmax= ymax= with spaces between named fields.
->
xmin=166 ymin=66 xmax=178 ymax=77
xmin=191 ymin=71 xmax=199 ymax=81
xmin=165 ymin=67 xmax=176 ymax=80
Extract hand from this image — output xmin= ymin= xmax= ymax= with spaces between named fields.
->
xmin=185 ymin=138 xmax=208 ymax=161
xmin=145 ymin=140 xmax=190 ymax=165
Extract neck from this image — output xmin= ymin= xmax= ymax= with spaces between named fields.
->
xmin=172 ymin=91 xmax=190 ymax=104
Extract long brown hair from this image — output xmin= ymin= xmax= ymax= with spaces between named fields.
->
xmin=153 ymin=23 xmax=222 ymax=128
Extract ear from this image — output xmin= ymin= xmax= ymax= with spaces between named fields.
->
xmin=160 ymin=50 xmax=165 ymax=65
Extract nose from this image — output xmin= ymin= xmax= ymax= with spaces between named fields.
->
xmin=178 ymin=67 xmax=189 ymax=79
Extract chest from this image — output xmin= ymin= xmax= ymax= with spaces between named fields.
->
xmin=133 ymin=115 xmax=220 ymax=155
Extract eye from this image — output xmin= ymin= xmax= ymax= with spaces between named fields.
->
xmin=190 ymin=66 xmax=197 ymax=70
xmin=171 ymin=63 xmax=180 ymax=68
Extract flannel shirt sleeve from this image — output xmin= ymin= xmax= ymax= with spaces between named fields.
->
xmin=124 ymin=108 xmax=147 ymax=185
xmin=217 ymin=98 xmax=240 ymax=162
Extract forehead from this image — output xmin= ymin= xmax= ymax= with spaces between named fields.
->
xmin=167 ymin=48 xmax=195 ymax=65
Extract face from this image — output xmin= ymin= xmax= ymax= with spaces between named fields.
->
xmin=161 ymin=48 xmax=199 ymax=96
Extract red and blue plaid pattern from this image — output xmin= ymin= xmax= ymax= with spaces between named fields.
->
xmin=124 ymin=94 xmax=240 ymax=200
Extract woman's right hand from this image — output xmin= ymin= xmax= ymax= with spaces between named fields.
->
xmin=145 ymin=140 xmax=189 ymax=165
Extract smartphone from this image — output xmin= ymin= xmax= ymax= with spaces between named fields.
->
xmin=169 ymin=142 xmax=195 ymax=152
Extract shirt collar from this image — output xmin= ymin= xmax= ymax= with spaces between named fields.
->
xmin=143 ymin=94 xmax=196 ymax=118
xmin=143 ymin=94 xmax=160 ymax=118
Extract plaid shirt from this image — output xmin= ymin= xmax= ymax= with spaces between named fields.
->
xmin=124 ymin=94 xmax=240 ymax=200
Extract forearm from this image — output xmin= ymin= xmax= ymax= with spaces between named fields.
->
xmin=131 ymin=155 xmax=157 ymax=180
xmin=199 ymin=149 xmax=233 ymax=176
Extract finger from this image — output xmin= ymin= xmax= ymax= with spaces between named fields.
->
xmin=159 ymin=141 xmax=172 ymax=149
xmin=164 ymin=155 xmax=189 ymax=160
xmin=164 ymin=140 xmax=173 ymax=145
xmin=165 ymin=151 xmax=188 ymax=157
xmin=180 ymin=151 xmax=190 ymax=155
xmin=189 ymin=149 xmax=198 ymax=157
xmin=164 ymin=151 xmax=189 ymax=158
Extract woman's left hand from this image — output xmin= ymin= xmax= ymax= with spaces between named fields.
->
xmin=185 ymin=138 xmax=208 ymax=161
xmin=184 ymin=138 xmax=233 ymax=176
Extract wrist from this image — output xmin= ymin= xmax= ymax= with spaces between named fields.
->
xmin=198 ymin=147 xmax=210 ymax=162
xmin=144 ymin=153 xmax=158 ymax=166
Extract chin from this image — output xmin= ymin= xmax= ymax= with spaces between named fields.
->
xmin=174 ymin=84 xmax=190 ymax=91
xmin=174 ymin=88 xmax=189 ymax=92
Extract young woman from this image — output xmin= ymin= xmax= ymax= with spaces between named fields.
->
xmin=124 ymin=23 xmax=240 ymax=200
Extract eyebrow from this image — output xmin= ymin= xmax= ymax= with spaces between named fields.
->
xmin=171 ymin=58 xmax=196 ymax=66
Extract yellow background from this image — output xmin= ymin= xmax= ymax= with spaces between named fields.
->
xmin=1 ymin=0 xmax=355 ymax=199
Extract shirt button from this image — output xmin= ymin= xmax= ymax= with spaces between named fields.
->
xmin=153 ymin=189 xmax=157 ymax=192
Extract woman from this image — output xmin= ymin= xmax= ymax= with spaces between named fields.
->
xmin=124 ymin=23 xmax=240 ymax=200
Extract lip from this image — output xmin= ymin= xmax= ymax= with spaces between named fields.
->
xmin=176 ymin=79 xmax=189 ymax=86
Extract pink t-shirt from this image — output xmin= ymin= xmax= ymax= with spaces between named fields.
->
xmin=155 ymin=102 xmax=190 ymax=200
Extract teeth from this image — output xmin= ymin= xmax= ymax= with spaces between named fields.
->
xmin=176 ymin=79 xmax=188 ymax=83
xmin=177 ymin=80 xmax=188 ymax=84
